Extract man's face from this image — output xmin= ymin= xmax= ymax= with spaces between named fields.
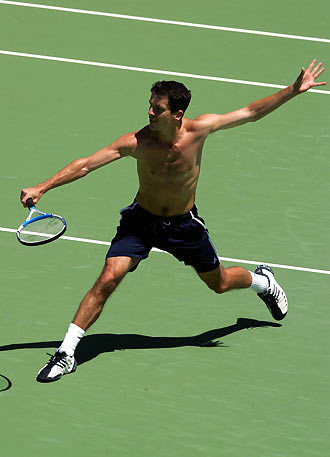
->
xmin=148 ymin=94 xmax=177 ymax=131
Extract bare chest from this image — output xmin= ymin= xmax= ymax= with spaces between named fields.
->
xmin=137 ymin=140 xmax=201 ymax=182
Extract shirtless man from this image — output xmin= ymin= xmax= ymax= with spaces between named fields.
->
xmin=20 ymin=59 xmax=326 ymax=383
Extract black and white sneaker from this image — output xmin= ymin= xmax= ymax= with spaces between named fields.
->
xmin=36 ymin=351 xmax=77 ymax=383
xmin=255 ymin=265 xmax=288 ymax=320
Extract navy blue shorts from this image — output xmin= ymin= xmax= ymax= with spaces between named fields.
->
xmin=106 ymin=201 xmax=220 ymax=273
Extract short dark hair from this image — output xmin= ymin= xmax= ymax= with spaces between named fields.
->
xmin=151 ymin=81 xmax=191 ymax=113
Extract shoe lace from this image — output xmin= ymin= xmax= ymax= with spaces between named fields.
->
xmin=269 ymin=284 xmax=286 ymax=305
xmin=46 ymin=352 xmax=68 ymax=369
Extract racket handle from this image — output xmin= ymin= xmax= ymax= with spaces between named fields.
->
xmin=26 ymin=198 xmax=35 ymax=208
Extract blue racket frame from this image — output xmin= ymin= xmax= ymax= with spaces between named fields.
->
xmin=17 ymin=198 xmax=67 ymax=246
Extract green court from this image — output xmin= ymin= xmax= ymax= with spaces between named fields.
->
xmin=0 ymin=1 xmax=329 ymax=456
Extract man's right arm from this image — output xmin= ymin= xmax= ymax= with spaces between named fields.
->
xmin=20 ymin=132 xmax=137 ymax=206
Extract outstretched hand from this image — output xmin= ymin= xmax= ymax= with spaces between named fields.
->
xmin=20 ymin=187 xmax=42 ymax=207
xmin=294 ymin=59 xmax=326 ymax=93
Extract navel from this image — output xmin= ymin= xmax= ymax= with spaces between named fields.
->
xmin=161 ymin=206 xmax=170 ymax=215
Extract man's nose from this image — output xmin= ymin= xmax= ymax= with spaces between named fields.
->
xmin=148 ymin=107 xmax=155 ymax=117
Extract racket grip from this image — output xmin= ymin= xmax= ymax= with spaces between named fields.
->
xmin=26 ymin=198 xmax=35 ymax=208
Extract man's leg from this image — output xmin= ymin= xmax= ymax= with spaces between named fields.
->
xmin=197 ymin=264 xmax=252 ymax=293
xmin=36 ymin=256 xmax=139 ymax=382
xmin=197 ymin=263 xmax=288 ymax=320
xmin=71 ymin=256 xmax=139 ymax=331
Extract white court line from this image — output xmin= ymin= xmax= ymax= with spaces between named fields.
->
xmin=0 ymin=50 xmax=329 ymax=95
xmin=1 ymin=227 xmax=329 ymax=275
xmin=1 ymin=1 xmax=330 ymax=44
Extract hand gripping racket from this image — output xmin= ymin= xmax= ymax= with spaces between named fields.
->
xmin=17 ymin=198 xmax=67 ymax=246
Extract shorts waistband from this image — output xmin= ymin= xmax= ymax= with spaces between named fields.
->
xmin=127 ymin=200 xmax=198 ymax=222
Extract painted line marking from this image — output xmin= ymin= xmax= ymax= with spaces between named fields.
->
xmin=0 ymin=50 xmax=329 ymax=95
xmin=1 ymin=1 xmax=329 ymax=44
xmin=1 ymin=227 xmax=329 ymax=275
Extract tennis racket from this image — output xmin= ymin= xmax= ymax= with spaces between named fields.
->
xmin=17 ymin=198 xmax=67 ymax=246
xmin=0 ymin=374 xmax=12 ymax=392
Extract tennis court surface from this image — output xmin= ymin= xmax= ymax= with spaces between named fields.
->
xmin=1 ymin=1 xmax=329 ymax=456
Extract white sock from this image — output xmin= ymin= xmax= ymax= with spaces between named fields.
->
xmin=249 ymin=271 xmax=269 ymax=294
xmin=58 ymin=323 xmax=85 ymax=357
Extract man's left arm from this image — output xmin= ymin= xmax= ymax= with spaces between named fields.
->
xmin=197 ymin=59 xmax=326 ymax=133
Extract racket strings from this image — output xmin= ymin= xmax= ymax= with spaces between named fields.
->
xmin=19 ymin=216 xmax=65 ymax=243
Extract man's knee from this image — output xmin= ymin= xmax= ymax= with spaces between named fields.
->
xmin=93 ymin=267 xmax=122 ymax=296
xmin=92 ymin=257 xmax=137 ymax=296
xmin=94 ymin=272 xmax=120 ymax=292
xmin=198 ymin=266 xmax=229 ymax=294
xmin=209 ymin=281 xmax=229 ymax=294
xmin=94 ymin=271 xmax=120 ymax=295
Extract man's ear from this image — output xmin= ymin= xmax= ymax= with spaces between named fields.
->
xmin=174 ymin=110 xmax=184 ymax=121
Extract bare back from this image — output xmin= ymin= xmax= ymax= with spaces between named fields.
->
xmin=130 ymin=118 xmax=209 ymax=216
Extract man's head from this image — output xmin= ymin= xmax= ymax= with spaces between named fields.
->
xmin=148 ymin=81 xmax=191 ymax=131
xmin=151 ymin=81 xmax=191 ymax=114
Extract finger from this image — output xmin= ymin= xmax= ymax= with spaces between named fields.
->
xmin=314 ymin=67 xmax=325 ymax=79
xmin=311 ymin=62 xmax=323 ymax=76
xmin=312 ymin=81 xmax=327 ymax=87
xmin=296 ymin=68 xmax=305 ymax=81
xmin=307 ymin=59 xmax=316 ymax=72
xmin=20 ymin=190 xmax=32 ymax=207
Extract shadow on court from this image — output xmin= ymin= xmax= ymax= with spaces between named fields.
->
xmin=0 ymin=318 xmax=281 ymax=366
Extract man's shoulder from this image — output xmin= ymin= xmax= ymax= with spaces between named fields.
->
xmin=112 ymin=130 xmax=141 ymax=158
xmin=118 ymin=126 xmax=150 ymax=145
xmin=183 ymin=117 xmax=211 ymax=136
xmin=135 ymin=125 xmax=150 ymax=139
xmin=117 ymin=126 xmax=151 ymax=157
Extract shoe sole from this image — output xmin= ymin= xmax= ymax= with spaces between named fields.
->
xmin=36 ymin=360 xmax=77 ymax=383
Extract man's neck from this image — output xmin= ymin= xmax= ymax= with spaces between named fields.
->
xmin=153 ymin=120 xmax=183 ymax=146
